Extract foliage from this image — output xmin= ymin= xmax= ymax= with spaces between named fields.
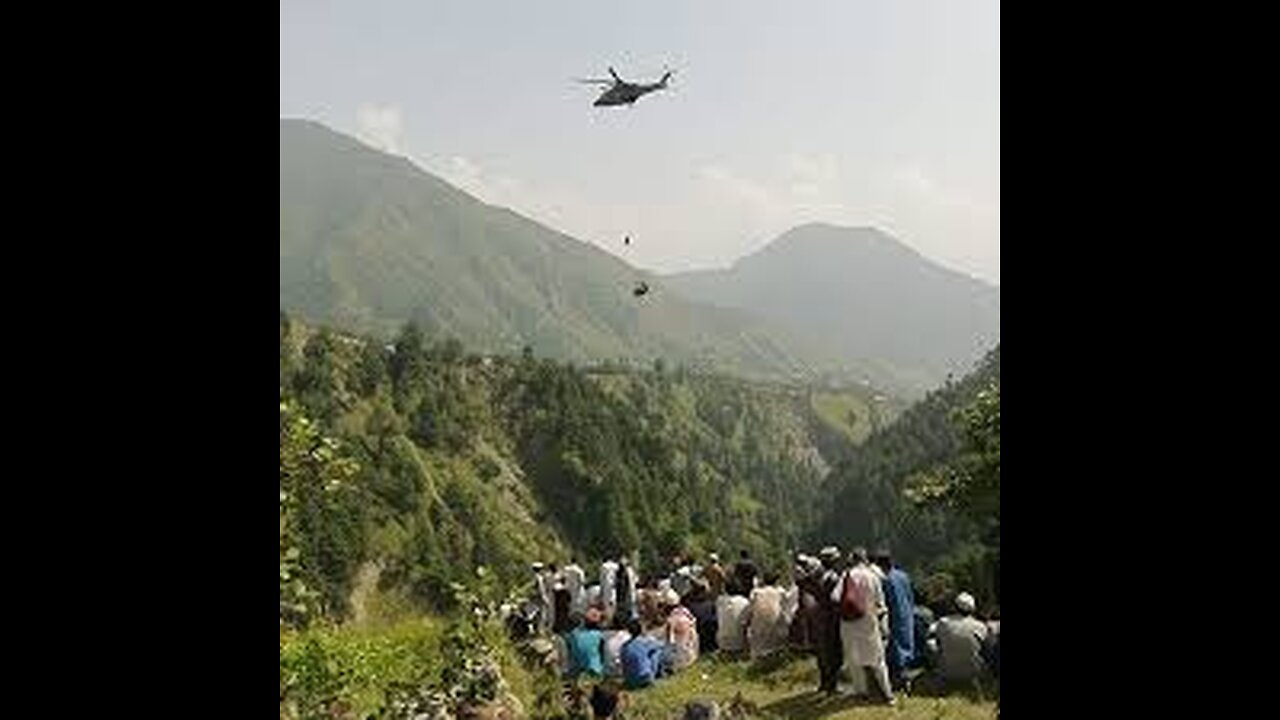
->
xmin=907 ymin=382 xmax=1000 ymax=532
xmin=499 ymin=356 xmax=831 ymax=572
xmin=904 ymin=375 xmax=1000 ymax=605
xmin=281 ymin=309 xmax=1000 ymax=621
xmin=280 ymin=397 xmax=360 ymax=626
xmin=437 ymin=567 xmax=511 ymax=707
xmin=279 ymin=619 xmax=446 ymax=719
xmin=280 ymin=569 xmax=538 ymax=720
xmin=812 ymin=345 xmax=1000 ymax=607
xmin=281 ymin=314 xmax=840 ymax=618
xmin=279 ymin=315 xmax=1004 ymax=716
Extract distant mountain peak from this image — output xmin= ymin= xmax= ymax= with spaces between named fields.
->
xmin=665 ymin=223 xmax=1000 ymax=394
xmin=749 ymin=223 xmax=923 ymax=265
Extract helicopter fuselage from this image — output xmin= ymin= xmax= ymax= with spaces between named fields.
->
xmin=594 ymin=82 xmax=663 ymax=107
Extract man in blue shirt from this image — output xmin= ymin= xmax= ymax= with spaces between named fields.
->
xmin=620 ymin=618 xmax=667 ymax=689
xmin=873 ymin=549 xmax=916 ymax=692
xmin=566 ymin=609 xmax=606 ymax=678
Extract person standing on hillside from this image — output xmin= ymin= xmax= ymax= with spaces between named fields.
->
xmin=831 ymin=547 xmax=894 ymax=705
xmin=872 ymin=549 xmax=916 ymax=692
xmin=814 ymin=547 xmax=844 ymax=695
xmin=564 ymin=557 xmax=586 ymax=615
xmin=617 ymin=555 xmax=639 ymax=623
xmin=733 ymin=549 xmax=759 ymax=594
xmin=703 ymin=553 xmax=727 ymax=599
xmin=550 ymin=563 xmax=572 ymax=635
xmin=532 ymin=562 xmax=552 ymax=635
xmin=600 ymin=557 xmax=620 ymax=620
xmin=790 ymin=555 xmax=821 ymax=652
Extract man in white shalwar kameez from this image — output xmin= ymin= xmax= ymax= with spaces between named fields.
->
xmin=830 ymin=547 xmax=894 ymax=704
xmin=564 ymin=557 xmax=587 ymax=615
xmin=532 ymin=562 xmax=553 ymax=634
xmin=600 ymin=558 xmax=619 ymax=620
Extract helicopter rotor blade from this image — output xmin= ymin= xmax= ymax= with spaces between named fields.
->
xmin=574 ymin=78 xmax=614 ymax=85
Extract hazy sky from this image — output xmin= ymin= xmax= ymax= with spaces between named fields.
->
xmin=281 ymin=0 xmax=999 ymax=284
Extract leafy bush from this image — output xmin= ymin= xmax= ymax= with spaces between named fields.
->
xmin=280 ymin=568 xmax=535 ymax=719
xmin=279 ymin=619 xmax=445 ymax=719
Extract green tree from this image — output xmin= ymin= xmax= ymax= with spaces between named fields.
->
xmin=354 ymin=340 xmax=389 ymax=397
xmin=295 ymin=330 xmax=345 ymax=422
xmin=907 ymin=382 xmax=1000 ymax=529
xmin=280 ymin=397 xmax=358 ymax=626
xmin=280 ymin=311 xmax=297 ymax=387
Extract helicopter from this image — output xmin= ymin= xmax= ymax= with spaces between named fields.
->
xmin=576 ymin=67 xmax=673 ymax=107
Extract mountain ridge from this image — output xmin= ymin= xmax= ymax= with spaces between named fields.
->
xmin=281 ymin=119 xmax=995 ymax=397
xmin=664 ymin=223 xmax=1000 ymax=390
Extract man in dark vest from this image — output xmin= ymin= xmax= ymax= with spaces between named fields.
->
xmin=732 ymin=549 xmax=758 ymax=594
xmin=815 ymin=546 xmax=844 ymax=695
xmin=616 ymin=555 xmax=638 ymax=622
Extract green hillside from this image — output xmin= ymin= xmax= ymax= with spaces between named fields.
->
xmin=811 ymin=345 xmax=1001 ymax=607
xmin=280 ymin=313 xmax=846 ymax=618
xmin=280 ymin=317 xmax=1001 ymax=717
xmin=281 ymin=119 xmax=830 ymax=385
xmin=807 ymin=388 xmax=907 ymax=445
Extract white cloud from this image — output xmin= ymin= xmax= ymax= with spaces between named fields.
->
xmin=883 ymin=164 xmax=1001 ymax=283
xmin=695 ymin=157 xmax=856 ymax=238
xmin=782 ymin=153 xmax=838 ymax=200
xmin=433 ymin=155 xmax=589 ymax=235
xmin=697 ymin=165 xmax=774 ymax=209
xmin=355 ymin=104 xmax=404 ymax=155
xmin=889 ymin=165 xmax=996 ymax=221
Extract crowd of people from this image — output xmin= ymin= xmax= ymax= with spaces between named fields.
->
xmin=503 ymin=546 xmax=999 ymax=712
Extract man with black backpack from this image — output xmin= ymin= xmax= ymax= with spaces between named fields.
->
xmin=830 ymin=546 xmax=894 ymax=705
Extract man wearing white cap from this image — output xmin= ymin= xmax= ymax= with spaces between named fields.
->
xmin=661 ymin=587 xmax=699 ymax=671
xmin=814 ymin=546 xmax=844 ymax=695
xmin=703 ymin=553 xmax=726 ymax=599
xmin=830 ymin=546 xmax=894 ymax=704
xmin=934 ymin=592 xmax=990 ymax=688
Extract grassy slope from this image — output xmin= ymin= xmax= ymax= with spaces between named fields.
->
xmin=809 ymin=391 xmax=877 ymax=444
xmin=615 ymin=653 xmax=995 ymax=719
xmin=282 ymin=616 xmax=995 ymax=720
